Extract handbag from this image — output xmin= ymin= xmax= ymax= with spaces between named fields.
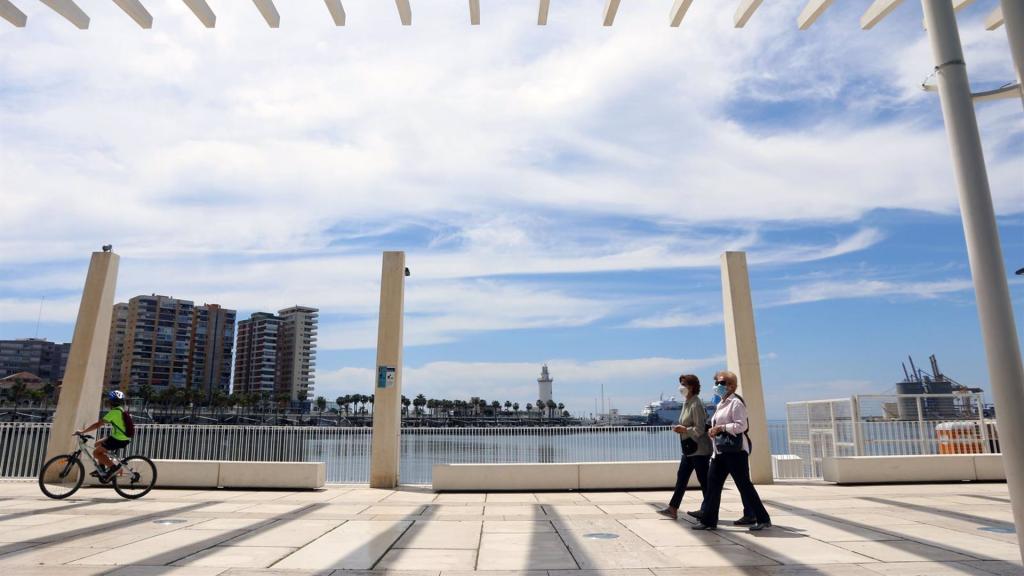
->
xmin=714 ymin=431 xmax=745 ymax=453
xmin=681 ymin=437 xmax=699 ymax=456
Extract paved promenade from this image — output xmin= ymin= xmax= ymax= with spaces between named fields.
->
xmin=0 ymin=480 xmax=1019 ymax=576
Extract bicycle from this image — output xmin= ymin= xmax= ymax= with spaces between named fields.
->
xmin=38 ymin=431 xmax=158 ymax=500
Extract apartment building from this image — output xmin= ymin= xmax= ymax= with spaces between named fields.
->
xmin=234 ymin=306 xmax=318 ymax=403
xmin=0 ymin=338 xmax=70 ymax=382
xmin=277 ymin=306 xmax=318 ymax=402
xmin=233 ymin=312 xmax=281 ymax=396
xmin=189 ymin=304 xmax=236 ymax=398
xmin=104 ymin=303 xmax=129 ymax=391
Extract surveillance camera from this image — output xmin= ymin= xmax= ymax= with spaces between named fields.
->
xmin=102 ymin=244 xmax=113 ymax=253
xmin=404 ymin=267 xmax=411 ymax=277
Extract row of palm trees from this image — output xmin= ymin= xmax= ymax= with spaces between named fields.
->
xmin=316 ymin=393 xmax=568 ymax=418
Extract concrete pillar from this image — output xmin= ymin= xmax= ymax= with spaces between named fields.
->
xmin=44 ymin=250 xmax=119 ymax=473
xmin=1001 ymin=0 xmax=1024 ymax=107
xmin=720 ymin=251 xmax=772 ymax=485
xmin=923 ymin=0 xmax=1024 ymax=561
xmin=370 ymin=251 xmax=406 ymax=488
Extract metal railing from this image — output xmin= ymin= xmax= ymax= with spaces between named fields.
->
xmin=0 ymin=421 xmax=804 ymax=484
xmin=785 ymin=393 xmax=997 ymax=478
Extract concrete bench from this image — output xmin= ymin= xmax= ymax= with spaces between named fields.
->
xmin=432 ymin=461 xmax=701 ymax=491
xmin=822 ymin=454 xmax=1005 ymax=484
xmin=153 ymin=460 xmax=326 ymax=489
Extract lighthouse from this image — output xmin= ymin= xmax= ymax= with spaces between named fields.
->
xmin=538 ymin=364 xmax=553 ymax=404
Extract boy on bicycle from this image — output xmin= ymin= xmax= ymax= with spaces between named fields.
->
xmin=76 ymin=390 xmax=131 ymax=478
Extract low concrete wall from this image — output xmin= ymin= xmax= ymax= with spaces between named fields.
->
xmin=823 ymin=454 xmax=1006 ymax=484
xmin=152 ymin=460 xmax=326 ymax=489
xmin=432 ymin=461 xmax=702 ymax=492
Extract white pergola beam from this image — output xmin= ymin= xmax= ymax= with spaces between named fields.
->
xmin=252 ymin=0 xmax=279 ymax=28
xmin=669 ymin=0 xmax=694 ymax=27
xmin=469 ymin=0 xmax=479 ymax=25
xmin=734 ymin=0 xmax=763 ymax=28
xmin=396 ymin=0 xmax=411 ymax=25
xmin=538 ymin=0 xmax=549 ymax=25
xmin=112 ymin=0 xmax=152 ymax=28
xmin=861 ymin=0 xmax=904 ymax=30
xmin=324 ymin=0 xmax=345 ymax=26
xmin=603 ymin=0 xmax=620 ymax=27
xmin=986 ymin=5 xmax=1004 ymax=31
xmin=40 ymin=0 xmax=89 ymax=28
xmin=0 ymin=0 xmax=26 ymax=27
xmin=797 ymin=0 xmax=834 ymax=30
xmin=182 ymin=0 xmax=215 ymax=27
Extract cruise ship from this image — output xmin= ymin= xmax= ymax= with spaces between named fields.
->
xmin=641 ymin=395 xmax=683 ymax=425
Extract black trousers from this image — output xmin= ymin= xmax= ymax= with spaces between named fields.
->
xmin=700 ymin=451 xmax=770 ymax=527
xmin=669 ymin=453 xmax=709 ymax=509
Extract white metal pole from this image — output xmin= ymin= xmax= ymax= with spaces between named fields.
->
xmin=922 ymin=0 xmax=1024 ymax=561
xmin=1000 ymin=0 xmax=1024 ymax=106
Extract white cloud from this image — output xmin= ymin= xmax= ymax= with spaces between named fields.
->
xmin=777 ymin=278 xmax=975 ymax=305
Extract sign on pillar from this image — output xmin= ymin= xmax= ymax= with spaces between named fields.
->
xmin=370 ymin=251 xmax=406 ymax=488
xmin=45 ymin=249 xmax=120 ymax=477
xmin=720 ymin=251 xmax=773 ymax=485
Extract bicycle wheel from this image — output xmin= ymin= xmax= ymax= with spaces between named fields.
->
xmin=38 ymin=454 xmax=84 ymax=500
xmin=112 ymin=456 xmax=157 ymax=499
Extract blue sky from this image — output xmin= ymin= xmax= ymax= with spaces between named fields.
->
xmin=1 ymin=0 xmax=1021 ymax=418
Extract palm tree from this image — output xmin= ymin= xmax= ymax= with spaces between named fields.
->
xmin=10 ymin=378 xmax=27 ymax=408
xmin=401 ymin=395 xmax=411 ymax=416
xmin=504 ymin=400 xmax=512 ymax=413
xmin=546 ymin=399 xmax=557 ymax=417
xmin=414 ymin=394 xmax=426 ymax=416
xmin=526 ymin=403 xmax=533 ymax=413
xmin=316 ymin=395 xmax=327 ymax=414
xmin=336 ymin=396 xmax=345 ymax=414
xmin=513 ymin=402 xmax=520 ymax=414
xmin=557 ymin=402 xmax=565 ymax=415
xmin=537 ymin=399 xmax=545 ymax=417
xmin=138 ymin=383 xmax=154 ymax=411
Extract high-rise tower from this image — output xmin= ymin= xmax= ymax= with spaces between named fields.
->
xmin=537 ymin=364 xmax=553 ymax=404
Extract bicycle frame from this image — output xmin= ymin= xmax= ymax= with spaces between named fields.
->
xmin=72 ymin=434 xmax=131 ymax=479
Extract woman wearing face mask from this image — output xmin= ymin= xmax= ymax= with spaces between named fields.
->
xmin=657 ymin=374 xmax=711 ymax=520
xmin=692 ymin=370 xmax=771 ymax=532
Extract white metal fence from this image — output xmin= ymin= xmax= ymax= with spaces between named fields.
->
xmin=786 ymin=393 xmax=997 ymax=478
xmin=0 ymin=421 xmax=810 ymax=484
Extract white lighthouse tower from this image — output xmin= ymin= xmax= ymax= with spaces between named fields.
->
xmin=537 ymin=364 xmax=553 ymax=405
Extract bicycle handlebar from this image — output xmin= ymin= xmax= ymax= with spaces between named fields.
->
xmin=74 ymin=432 xmax=93 ymax=441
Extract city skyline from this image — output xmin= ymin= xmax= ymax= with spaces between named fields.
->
xmin=1 ymin=1 xmax=1021 ymax=419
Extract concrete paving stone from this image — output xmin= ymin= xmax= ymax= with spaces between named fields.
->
xmin=958 ymin=560 xmax=1024 ymax=575
xmin=552 ymin=565 xmax=655 ymax=569
xmin=394 ymin=521 xmax=482 ymax=550
xmin=0 ymin=542 xmax=44 ymax=557
xmin=273 ymin=520 xmax=411 ymax=570
xmin=194 ymin=503 xmax=257 ymax=513
xmin=1 ymin=567 xmax=112 ymax=576
xmin=721 ymin=531 xmax=878 ymax=565
xmin=188 ymin=518 xmax=276 ymax=531
xmin=237 ymin=504 xmax=314 ymax=515
xmin=70 ymin=527 xmax=239 ymax=566
xmin=654 ymin=545 xmax=779 ymax=567
xmin=482 ymin=521 xmax=554 ymax=533
xmin=558 ymin=530 xmax=680 ymax=570
xmin=224 ymin=519 xmax=344 ymax=548
xmin=535 ymin=493 xmax=588 ymax=504
xmin=105 ymin=567 xmax=230 ymax=576
xmin=859 ymin=561 xmax=998 ymax=575
xmin=435 ymin=494 xmax=487 ymax=503
xmin=477 ymin=532 xmax=577 ymax=570
xmin=375 ymin=549 xmax=477 ymax=570
xmin=484 ymin=494 xmax=537 ymax=503
xmin=336 ymin=490 xmax=397 ymax=503
xmin=0 ymin=514 xmax=126 ymax=543
xmin=422 ymin=505 xmax=485 ymax=517
xmin=629 ymin=492 xmax=675 ymax=502
xmin=484 ymin=505 xmax=545 ymax=518
xmin=867 ymin=524 xmax=1022 ymax=561
xmin=619 ymin=518 xmax=732 ymax=547
xmin=597 ymin=504 xmax=660 ymax=515
xmin=757 ymin=565 xmax=882 ymax=576
xmin=443 ymin=571 xmax=544 ymax=576
xmin=363 ymin=505 xmax=427 ymax=516
xmin=771 ymin=516 xmax=901 ymax=542
xmin=542 ymin=505 xmax=606 ymax=517
xmin=173 ymin=545 xmax=297 ymax=568
xmin=221 ymin=570 xmax=332 ymax=576
xmin=835 ymin=540 xmax=974 ymax=563
xmin=381 ymin=491 xmax=438 ymax=504
xmin=338 ymin=571 xmax=439 ymax=576
xmin=302 ymin=505 xmax=370 ymax=518
xmin=552 ymin=517 xmax=626 ymax=533
xmin=0 ymin=545 xmax=102 ymax=566
xmin=0 ymin=513 xmax=79 ymax=527
xmin=581 ymin=493 xmax=644 ymax=504
xmin=59 ymin=518 xmax=213 ymax=549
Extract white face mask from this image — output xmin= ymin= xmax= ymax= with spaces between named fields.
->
xmin=679 ymin=386 xmax=688 ymax=397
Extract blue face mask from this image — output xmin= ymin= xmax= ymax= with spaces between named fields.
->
xmin=713 ymin=383 xmax=728 ymax=398
xmin=711 ymin=394 xmax=721 ymax=406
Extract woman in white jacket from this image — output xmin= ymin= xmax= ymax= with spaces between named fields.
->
xmin=691 ymin=370 xmax=771 ymax=532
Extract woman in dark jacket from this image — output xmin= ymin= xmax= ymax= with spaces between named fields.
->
xmin=658 ymin=374 xmax=712 ymax=520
